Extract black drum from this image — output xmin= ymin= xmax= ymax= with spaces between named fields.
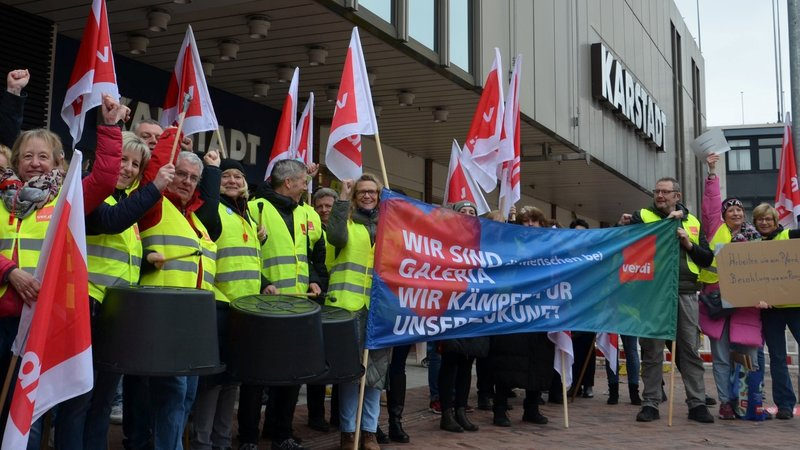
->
xmin=93 ymin=286 xmax=225 ymax=376
xmin=313 ymin=306 xmax=363 ymax=384
xmin=228 ymin=295 xmax=327 ymax=385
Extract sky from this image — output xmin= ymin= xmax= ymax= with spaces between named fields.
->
xmin=674 ymin=0 xmax=791 ymax=127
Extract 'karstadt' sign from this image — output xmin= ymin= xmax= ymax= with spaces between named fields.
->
xmin=591 ymin=43 xmax=667 ymax=151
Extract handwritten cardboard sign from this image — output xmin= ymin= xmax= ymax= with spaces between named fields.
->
xmin=717 ymin=238 xmax=800 ymax=307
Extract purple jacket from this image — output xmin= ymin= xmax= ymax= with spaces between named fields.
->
xmin=698 ymin=175 xmax=762 ymax=346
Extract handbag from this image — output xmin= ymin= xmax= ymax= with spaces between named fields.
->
xmin=699 ymin=290 xmax=734 ymax=320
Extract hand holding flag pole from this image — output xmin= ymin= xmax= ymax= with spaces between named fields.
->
xmin=169 ymin=92 xmax=193 ymax=163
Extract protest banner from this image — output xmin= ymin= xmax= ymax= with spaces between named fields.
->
xmin=365 ymin=191 xmax=680 ymax=349
xmin=717 ymin=238 xmax=800 ymax=307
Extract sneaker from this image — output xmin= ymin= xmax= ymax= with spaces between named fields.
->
xmin=109 ymin=404 xmax=123 ymax=425
xmin=272 ymin=438 xmax=305 ymax=450
xmin=776 ymin=408 xmax=794 ymax=420
xmin=636 ymin=406 xmax=660 ymax=422
xmin=718 ymin=402 xmax=735 ymax=420
xmin=429 ymin=400 xmax=442 ymax=414
xmin=581 ymin=386 xmax=594 ymax=398
xmin=688 ymin=405 xmax=715 ymax=423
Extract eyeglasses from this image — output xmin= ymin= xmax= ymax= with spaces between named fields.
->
xmin=755 ymin=217 xmax=775 ymax=223
xmin=175 ymin=170 xmax=200 ymax=185
xmin=653 ymin=189 xmax=677 ymax=196
xmin=356 ymin=189 xmax=378 ymax=197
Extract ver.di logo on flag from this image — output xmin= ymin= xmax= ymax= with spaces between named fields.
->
xmin=619 ymin=235 xmax=656 ymax=283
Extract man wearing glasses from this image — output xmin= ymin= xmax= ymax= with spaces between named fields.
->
xmin=618 ymin=177 xmax=715 ymax=424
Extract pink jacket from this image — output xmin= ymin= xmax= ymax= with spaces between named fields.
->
xmin=698 ymin=176 xmax=762 ymax=346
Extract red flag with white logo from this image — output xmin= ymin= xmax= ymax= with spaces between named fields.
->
xmin=548 ymin=331 xmax=574 ymax=388
xmin=294 ymin=92 xmax=315 ymax=192
xmin=775 ymin=112 xmax=800 ymax=228
xmin=265 ymin=67 xmax=300 ymax=179
xmin=443 ymin=140 xmax=490 ymax=215
xmin=60 ymin=0 xmax=118 ymax=145
xmin=498 ymin=55 xmax=522 ymax=218
xmin=460 ymin=48 xmax=505 ymax=193
xmin=3 ymin=151 xmax=92 ymax=449
xmin=161 ymin=26 xmax=219 ymax=137
xmin=324 ymin=27 xmax=378 ymax=181
xmin=596 ymin=332 xmax=619 ymax=375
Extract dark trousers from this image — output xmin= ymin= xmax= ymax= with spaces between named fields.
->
xmin=475 ymin=357 xmax=493 ymax=396
xmin=438 ymin=352 xmax=475 ymax=410
xmin=306 ymin=384 xmax=327 ymax=421
xmin=238 ymin=384 xmax=300 ymax=444
xmin=572 ymin=331 xmax=596 ymax=389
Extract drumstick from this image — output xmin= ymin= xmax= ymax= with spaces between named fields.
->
xmin=161 ymin=250 xmax=202 ymax=263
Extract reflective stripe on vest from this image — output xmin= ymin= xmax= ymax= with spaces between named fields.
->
xmin=213 ymin=203 xmax=261 ymax=302
xmin=139 ymin=199 xmax=216 ymax=290
xmin=0 ymin=195 xmax=58 ymax=299
xmin=697 ymin=224 xmax=732 ymax=284
xmin=326 ymin=221 xmax=374 ymax=311
xmin=639 ymin=208 xmax=701 ymax=274
xmin=86 ymin=195 xmax=143 ymax=301
xmin=249 ymin=198 xmax=310 ymax=294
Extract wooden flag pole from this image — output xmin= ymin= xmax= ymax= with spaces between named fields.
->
xmin=0 ymin=354 xmax=19 ymax=413
xmin=668 ymin=339 xmax=677 ymax=426
xmin=374 ymin=132 xmax=390 ymax=188
xmin=561 ymin=350 xmax=569 ymax=428
xmin=215 ymin=128 xmax=228 ymax=159
xmin=168 ymin=93 xmax=193 ymax=164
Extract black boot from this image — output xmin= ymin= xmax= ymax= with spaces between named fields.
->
xmin=607 ymin=383 xmax=619 ymax=405
xmin=454 ymin=407 xmax=478 ymax=431
xmin=522 ymin=404 xmax=548 ymax=424
xmin=492 ymin=406 xmax=511 ymax=427
xmin=387 ymin=374 xmax=410 ymax=443
xmin=477 ymin=392 xmax=493 ymax=411
xmin=629 ymin=383 xmax=642 ymax=405
xmin=375 ymin=425 xmax=390 ymax=444
xmin=440 ymin=408 xmax=464 ymax=432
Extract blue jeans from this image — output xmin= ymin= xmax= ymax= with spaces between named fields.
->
xmin=762 ymin=308 xmax=800 ymax=410
xmin=605 ymin=335 xmax=640 ymax=385
xmin=709 ymin=319 xmax=759 ymax=403
xmin=339 ymin=382 xmax=380 ymax=433
xmin=124 ymin=375 xmax=196 ymax=450
xmin=426 ymin=342 xmax=441 ymax=401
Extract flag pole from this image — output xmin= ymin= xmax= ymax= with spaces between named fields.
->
xmin=0 ymin=354 xmax=19 ymax=413
xmin=215 ymin=128 xmax=228 ymax=159
xmin=560 ymin=350 xmax=569 ymax=428
xmin=374 ymin=132 xmax=390 ymax=188
xmin=169 ymin=93 xmax=193 ymax=164
xmin=667 ymin=340 xmax=677 ymax=426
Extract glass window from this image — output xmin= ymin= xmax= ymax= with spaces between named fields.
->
xmin=758 ymin=137 xmax=782 ymax=146
xmin=726 ymin=139 xmax=750 ymax=148
xmin=775 ymin=147 xmax=782 ymax=169
xmin=408 ymin=0 xmax=436 ymax=50
xmin=728 ymin=149 xmax=751 ymax=171
xmin=449 ymin=0 xmax=471 ymax=71
xmin=359 ymin=0 xmax=392 ymax=23
xmin=758 ymin=147 xmax=775 ymax=170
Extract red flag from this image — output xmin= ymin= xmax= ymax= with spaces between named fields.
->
xmin=161 ymin=26 xmax=219 ymax=137
xmin=498 ymin=55 xmax=522 ymax=218
xmin=443 ymin=140 xmax=489 ymax=215
xmin=596 ymin=332 xmax=619 ymax=375
xmin=775 ymin=112 xmax=800 ymax=228
xmin=548 ymin=331 xmax=574 ymax=388
xmin=460 ymin=48 xmax=505 ymax=193
xmin=265 ymin=68 xmax=300 ymax=180
xmin=325 ymin=27 xmax=378 ymax=181
xmin=60 ymin=0 xmax=118 ymax=145
xmin=3 ymin=152 xmax=92 ymax=448
xmin=294 ymin=92 xmax=315 ymax=192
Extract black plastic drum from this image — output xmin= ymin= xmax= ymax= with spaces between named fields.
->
xmin=313 ymin=306 xmax=363 ymax=384
xmin=93 ymin=286 xmax=224 ymax=376
xmin=228 ymin=295 xmax=327 ymax=385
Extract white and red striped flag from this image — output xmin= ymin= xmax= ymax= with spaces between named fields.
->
xmin=294 ymin=92 xmax=315 ymax=192
xmin=265 ymin=67 xmax=300 ymax=179
xmin=498 ymin=54 xmax=522 ymax=218
xmin=324 ymin=27 xmax=378 ymax=181
xmin=460 ymin=48 xmax=505 ymax=193
xmin=596 ymin=332 xmax=619 ymax=375
xmin=775 ymin=112 xmax=800 ymax=228
xmin=443 ymin=140 xmax=490 ymax=215
xmin=3 ymin=151 xmax=92 ymax=449
xmin=547 ymin=331 xmax=574 ymax=388
xmin=161 ymin=26 xmax=219 ymax=137
xmin=60 ymin=0 xmax=118 ymax=145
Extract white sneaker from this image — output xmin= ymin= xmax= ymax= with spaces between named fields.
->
xmin=109 ymin=404 xmax=123 ymax=425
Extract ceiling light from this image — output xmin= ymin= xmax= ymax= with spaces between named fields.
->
xmin=147 ymin=8 xmax=171 ymax=32
xmin=201 ymin=60 xmax=214 ymax=77
xmin=308 ymin=46 xmax=328 ymax=66
xmin=247 ymin=15 xmax=271 ymax=39
xmin=218 ymin=39 xmax=240 ymax=61
xmin=367 ymin=70 xmax=377 ymax=86
xmin=433 ymin=107 xmax=449 ymax=123
xmin=253 ymin=82 xmax=270 ymax=98
xmin=276 ymin=66 xmax=294 ymax=83
xmin=128 ymin=35 xmax=149 ymax=55
xmin=325 ymin=85 xmax=339 ymax=102
xmin=398 ymin=91 xmax=415 ymax=106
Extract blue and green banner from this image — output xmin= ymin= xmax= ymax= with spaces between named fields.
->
xmin=365 ymin=190 xmax=679 ymax=349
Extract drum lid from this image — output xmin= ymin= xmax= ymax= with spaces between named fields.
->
xmin=321 ymin=305 xmax=354 ymax=322
xmin=231 ymin=295 xmax=320 ymax=317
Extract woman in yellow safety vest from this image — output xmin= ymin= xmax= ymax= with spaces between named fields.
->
xmin=326 ymin=173 xmax=388 ymax=450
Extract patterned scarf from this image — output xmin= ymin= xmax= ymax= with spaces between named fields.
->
xmin=731 ymin=222 xmax=760 ymax=242
xmin=0 ymin=167 xmax=63 ymax=220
